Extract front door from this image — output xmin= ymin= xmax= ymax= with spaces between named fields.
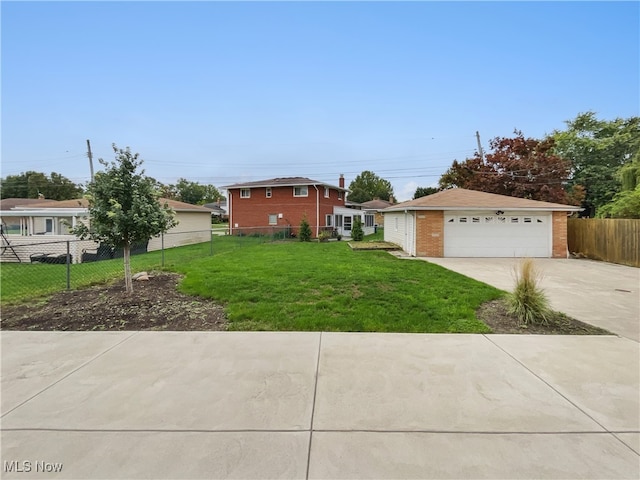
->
xmin=344 ymin=216 xmax=352 ymax=234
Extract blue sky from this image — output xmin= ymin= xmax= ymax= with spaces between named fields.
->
xmin=2 ymin=1 xmax=638 ymax=201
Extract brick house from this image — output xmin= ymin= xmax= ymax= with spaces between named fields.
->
xmin=383 ymin=188 xmax=581 ymax=258
xmin=223 ymin=176 xmax=351 ymax=237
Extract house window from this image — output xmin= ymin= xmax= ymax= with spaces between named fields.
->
xmin=324 ymin=187 xmax=329 ymax=198
xmin=365 ymin=214 xmax=374 ymax=227
xmin=344 ymin=216 xmax=352 ymax=231
xmin=395 ymin=217 xmax=398 ymax=231
xmin=268 ymin=214 xmax=277 ymax=225
xmin=524 ymin=217 xmax=532 ymax=223
xmin=45 ymin=218 xmax=54 ymax=234
xmin=326 ymin=214 xmax=332 ymax=227
xmin=472 ymin=217 xmax=480 ymax=223
xmin=338 ymin=191 xmax=343 ymax=200
xmin=459 ymin=217 xmax=468 ymax=223
xmin=240 ymin=189 xmax=251 ymax=198
xmin=511 ymin=217 xmax=519 ymax=223
xmin=266 ymin=188 xmax=272 ymax=198
xmin=336 ymin=215 xmax=343 ymax=227
xmin=484 ymin=216 xmax=494 ymax=223
xmin=293 ymin=186 xmax=308 ymax=197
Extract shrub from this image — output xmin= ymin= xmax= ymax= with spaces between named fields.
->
xmin=318 ymin=230 xmax=332 ymax=242
xmin=351 ymin=216 xmax=364 ymax=241
xmin=506 ymin=258 xmax=550 ymax=325
xmin=299 ymin=216 xmax=312 ymax=242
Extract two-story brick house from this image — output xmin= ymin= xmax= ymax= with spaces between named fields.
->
xmin=223 ymin=176 xmax=349 ymax=237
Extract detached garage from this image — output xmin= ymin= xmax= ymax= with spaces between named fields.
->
xmin=383 ymin=188 xmax=581 ymax=258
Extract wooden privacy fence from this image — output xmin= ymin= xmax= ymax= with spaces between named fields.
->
xmin=568 ymin=218 xmax=640 ymax=268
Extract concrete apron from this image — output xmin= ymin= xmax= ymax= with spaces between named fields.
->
xmin=2 ymin=331 xmax=639 ymax=479
xmin=420 ymin=257 xmax=640 ymax=343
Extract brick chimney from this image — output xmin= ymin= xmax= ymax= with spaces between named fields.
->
xmin=339 ymin=174 xmax=345 ymax=189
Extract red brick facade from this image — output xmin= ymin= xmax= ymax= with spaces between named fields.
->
xmin=227 ymin=184 xmax=345 ymax=237
xmin=552 ymin=211 xmax=569 ymax=258
xmin=415 ymin=211 xmax=444 ymax=257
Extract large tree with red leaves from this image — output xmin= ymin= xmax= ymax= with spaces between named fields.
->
xmin=439 ymin=131 xmax=584 ymax=205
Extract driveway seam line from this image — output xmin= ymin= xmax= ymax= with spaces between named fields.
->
xmin=0 ymin=332 xmax=140 ymax=419
xmin=483 ymin=334 xmax=612 ymax=434
xmin=306 ymin=331 xmax=323 ymax=480
xmin=0 ymin=428 xmax=619 ymax=434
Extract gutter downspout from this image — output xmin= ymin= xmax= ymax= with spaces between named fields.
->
xmin=313 ymin=185 xmax=319 ymax=238
xmin=228 ymin=191 xmax=233 ymax=235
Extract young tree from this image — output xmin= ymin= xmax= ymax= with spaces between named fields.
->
xmin=551 ymin=112 xmax=640 ymax=216
xmin=298 ymin=215 xmax=312 ymax=242
xmin=413 ymin=186 xmax=439 ymax=199
xmin=71 ymin=145 xmax=177 ymax=294
xmin=347 ymin=171 xmax=394 ymax=204
xmin=439 ymin=131 xmax=583 ymax=205
xmin=351 ymin=216 xmax=364 ymax=241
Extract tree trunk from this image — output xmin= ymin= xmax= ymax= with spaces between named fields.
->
xmin=123 ymin=243 xmax=133 ymax=294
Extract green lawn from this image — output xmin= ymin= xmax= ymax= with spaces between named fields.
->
xmin=1 ymin=235 xmax=504 ymax=333
xmin=176 ymin=240 xmax=503 ymax=333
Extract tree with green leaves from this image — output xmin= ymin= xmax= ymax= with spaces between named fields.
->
xmin=347 ymin=171 xmax=394 ymax=204
xmin=1 ymin=171 xmax=83 ymax=200
xmin=71 ymin=145 xmax=177 ymax=293
xmin=551 ymin=112 xmax=640 ymax=217
xmin=298 ymin=215 xmax=312 ymax=242
xmin=173 ymin=178 xmax=220 ymax=205
xmin=598 ymin=153 xmax=640 ymax=218
xmin=413 ymin=186 xmax=439 ymax=199
xmin=351 ymin=215 xmax=364 ymax=241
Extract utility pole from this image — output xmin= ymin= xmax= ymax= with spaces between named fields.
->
xmin=86 ymin=139 xmax=94 ymax=182
xmin=475 ymin=131 xmax=485 ymax=162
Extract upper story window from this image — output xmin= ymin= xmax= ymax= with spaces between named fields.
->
xmin=293 ymin=186 xmax=308 ymax=197
xmin=324 ymin=187 xmax=330 ymax=198
xmin=338 ymin=191 xmax=343 ymax=200
xmin=265 ymin=187 xmax=272 ymax=198
xmin=240 ymin=188 xmax=251 ymax=198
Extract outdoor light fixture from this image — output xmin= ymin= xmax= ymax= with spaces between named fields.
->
xmin=495 ymin=210 xmax=504 ymax=215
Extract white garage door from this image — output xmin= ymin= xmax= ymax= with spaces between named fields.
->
xmin=444 ymin=213 xmax=551 ymax=257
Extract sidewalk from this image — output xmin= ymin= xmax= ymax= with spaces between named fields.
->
xmin=2 ymin=331 xmax=638 ymax=479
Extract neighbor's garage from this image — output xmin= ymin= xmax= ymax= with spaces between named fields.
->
xmin=444 ymin=212 xmax=551 ymax=257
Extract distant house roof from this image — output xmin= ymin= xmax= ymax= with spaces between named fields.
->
xmin=222 ymin=177 xmax=348 ymax=192
xmin=384 ymin=188 xmax=581 ymax=212
xmin=11 ymin=197 xmax=211 ymax=213
xmin=361 ymin=199 xmax=394 ymax=210
xmin=0 ymin=198 xmax=59 ymax=210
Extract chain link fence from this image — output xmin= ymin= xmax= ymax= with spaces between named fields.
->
xmin=1 ymin=227 xmax=297 ymax=305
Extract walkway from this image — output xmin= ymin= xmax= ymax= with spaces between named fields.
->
xmin=2 ymin=331 xmax=638 ymax=479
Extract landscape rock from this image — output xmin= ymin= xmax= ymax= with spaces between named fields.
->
xmin=133 ymin=272 xmax=150 ymax=281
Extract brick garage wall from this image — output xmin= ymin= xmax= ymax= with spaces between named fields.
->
xmin=552 ymin=211 xmax=569 ymax=258
xmin=416 ymin=210 xmax=444 ymax=257
xmin=229 ymin=186 xmax=343 ymax=236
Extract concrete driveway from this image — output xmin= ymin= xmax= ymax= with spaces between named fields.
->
xmin=423 ymin=258 xmax=640 ymax=342
xmin=1 ymin=331 xmax=639 ymax=479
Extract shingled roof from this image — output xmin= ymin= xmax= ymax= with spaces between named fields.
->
xmin=223 ymin=177 xmax=348 ymax=191
xmin=384 ymin=188 xmax=581 ymax=212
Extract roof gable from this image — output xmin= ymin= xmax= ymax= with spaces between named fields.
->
xmin=385 ymin=188 xmax=581 ymax=212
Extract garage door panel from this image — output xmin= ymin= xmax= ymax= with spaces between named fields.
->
xmin=444 ymin=213 xmax=551 ymax=258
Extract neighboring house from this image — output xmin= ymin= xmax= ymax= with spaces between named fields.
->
xmin=0 ymin=197 xmax=212 ymax=262
xmin=383 ymin=188 xmax=581 ymax=258
xmin=223 ymin=176 xmax=352 ymax=237
xmin=360 ymin=198 xmax=395 ymax=226
xmin=203 ymin=199 xmax=228 ymax=220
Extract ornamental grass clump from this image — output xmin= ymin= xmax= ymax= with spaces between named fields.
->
xmin=507 ymin=258 xmax=551 ymax=325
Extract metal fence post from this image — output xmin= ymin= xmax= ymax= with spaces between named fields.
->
xmin=66 ymin=241 xmax=71 ymax=290
xmin=161 ymin=232 xmax=165 ymax=267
